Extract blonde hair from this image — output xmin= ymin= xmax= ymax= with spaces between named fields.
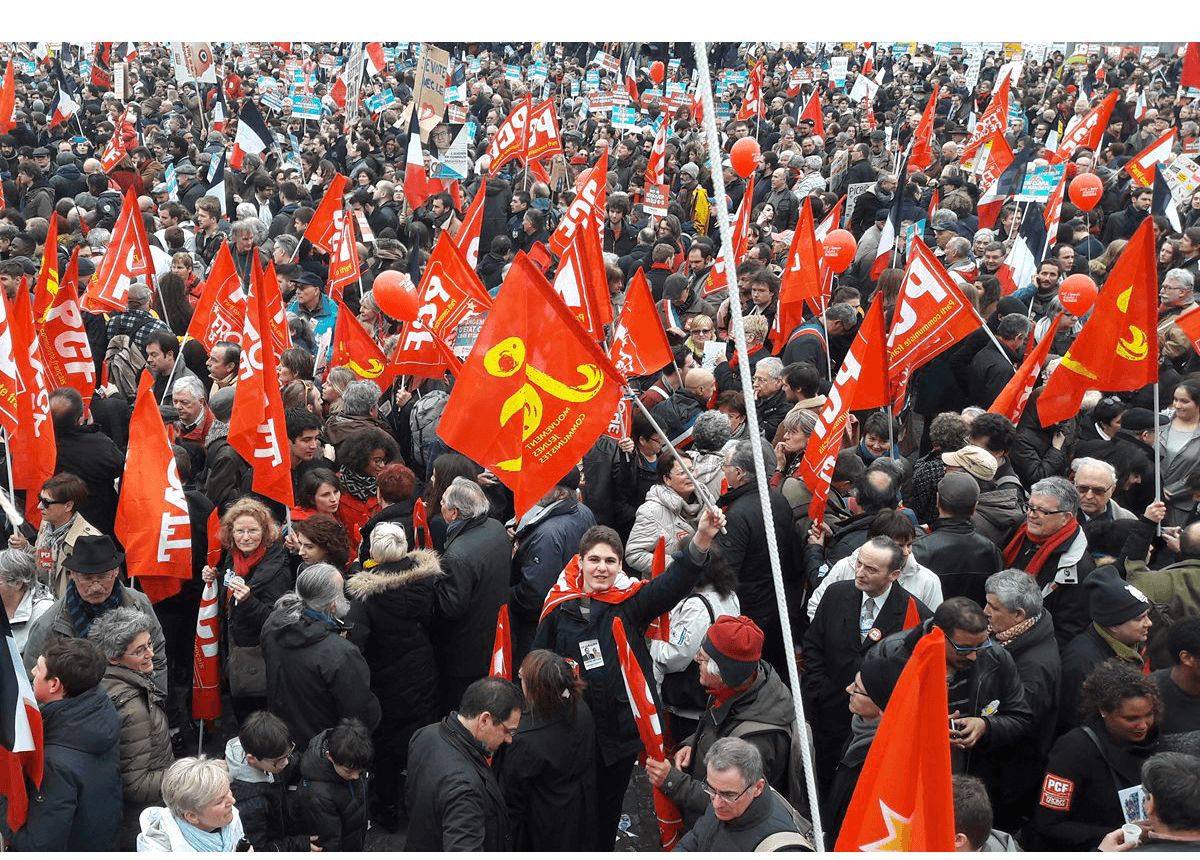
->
xmin=161 ymin=757 xmax=230 ymax=820
xmin=219 ymin=497 xmax=282 ymax=550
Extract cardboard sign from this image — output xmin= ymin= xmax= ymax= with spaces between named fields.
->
xmin=289 ymin=94 xmax=321 ymax=120
xmin=1164 ymin=154 xmax=1200 ymax=201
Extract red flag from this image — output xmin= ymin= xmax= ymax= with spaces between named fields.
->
xmin=800 ymin=299 xmax=888 ymax=523
xmin=961 ymin=75 xmax=1011 ymax=164
xmin=489 ymin=604 xmax=512 ymax=680
xmin=326 ymin=210 xmax=360 ymax=306
xmin=730 ymin=177 xmax=756 ymax=263
xmin=114 ymin=373 xmax=193 ymax=603
xmin=608 ymin=269 xmax=673 ymax=380
xmin=549 ymin=164 xmax=606 ymax=257
xmin=1 ymin=611 xmax=44 ymax=833
xmin=989 ymin=314 xmax=1062 ymax=424
xmin=453 ymin=178 xmax=487 ymax=268
xmin=228 ymin=268 xmax=294 ymax=508
xmin=412 ymin=497 xmax=429 ymax=549
xmin=81 ymin=188 xmax=155 ymax=312
xmin=526 ymin=99 xmax=563 ymax=162
xmin=908 ymin=83 xmax=940 ymax=171
xmin=643 ymin=120 xmax=669 ymax=186
xmin=364 ymin=42 xmax=386 ymax=77
xmin=1038 ymin=219 xmax=1158 ymax=426
xmin=737 ymin=61 xmax=764 ymax=121
xmin=404 ymin=112 xmax=434 ymax=210
xmin=1173 ymin=305 xmax=1200 ymax=354
xmin=412 ymin=231 xmax=492 ymax=341
xmin=0 ymin=61 xmax=14 ymax=135
xmin=775 ymin=198 xmax=823 ymax=351
xmin=1053 ymin=91 xmax=1119 ymax=163
xmin=800 ymin=89 xmax=825 ymax=140
xmin=388 ymin=318 xmax=462 ymax=380
xmin=1043 ymin=171 xmax=1067 ymax=249
xmin=437 ymin=253 xmax=623 ymax=516
xmin=301 ymin=173 xmax=349 ymax=254
xmin=486 ymin=94 xmax=532 ymax=175
xmin=259 ymin=259 xmax=293 ymax=355
xmin=1183 ymin=43 xmax=1200 ymax=91
xmin=834 ymin=627 xmax=954 ymax=851
xmin=31 ymin=214 xmax=58 ymax=321
xmin=0 ymin=292 xmax=20 ymax=438
xmin=611 ymin=616 xmax=684 ymax=851
xmin=186 ymin=239 xmax=246 ymax=353
xmin=625 ymin=56 xmax=640 ymax=104
xmin=9 ymin=286 xmax=56 ymax=529
xmin=552 ymin=199 xmax=611 ymax=339
xmin=192 ymin=578 xmax=222 ymax=721
xmin=35 ymin=250 xmax=95 ymax=413
xmin=330 ymin=299 xmax=395 ymax=391
xmin=645 ymin=536 xmax=671 ymax=643
xmin=886 ymin=240 xmax=985 ymax=413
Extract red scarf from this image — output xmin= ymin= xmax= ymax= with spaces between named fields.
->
xmin=233 ymin=544 xmax=267 ymax=578
xmin=708 ymin=671 xmax=758 ymax=710
xmin=1002 ymin=517 xmax=1079 ymax=576
xmin=539 ymin=555 xmax=669 ymax=642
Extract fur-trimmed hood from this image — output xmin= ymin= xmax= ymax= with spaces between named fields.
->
xmin=345 ymin=549 xmax=444 ymax=598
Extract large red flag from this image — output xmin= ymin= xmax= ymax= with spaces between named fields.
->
xmin=643 ymin=120 xmax=669 ymax=187
xmin=0 ymin=61 xmax=14 ymax=135
xmin=611 ymin=616 xmax=683 ymax=851
xmin=81 ymin=187 xmax=155 ymax=312
xmin=326 ymin=211 xmax=360 ymax=306
xmin=775 ymin=197 xmax=823 ymax=351
xmin=608 ymin=269 xmax=673 ymax=380
xmin=1125 ymin=128 xmax=1178 ymax=187
xmin=0 ymin=291 xmax=20 ymax=438
xmin=989 ymin=314 xmax=1062 ymax=425
xmin=552 ymin=200 xmax=611 ymax=339
xmin=258 ymin=259 xmax=293 ymax=355
xmin=186 ymin=239 xmax=246 ymax=353
xmin=1038 ymin=219 xmax=1158 ymax=426
xmin=737 ymin=61 xmax=764 ymax=121
xmin=1183 ymin=43 xmax=1200 ymax=91
xmin=800 ymin=299 xmax=887 ymax=523
xmin=36 ymin=252 xmax=96 ymax=416
xmin=437 ymin=253 xmax=623 ymax=516
xmin=486 ymin=94 xmax=532 ymax=175
xmin=526 ymin=99 xmax=564 ymax=163
xmin=388 ymin=319 xmax=463 ymax=380
xmin=301 ymin=173 xmax=349 ymax=254
xmin=489 ymin=604 xmax=512 ymax=680
xmin=31 ymin=214 xmax=58 ymax=322
xmin=408 ymin=231 xmax=492 ymax=353
xmin=1053 ymin=91 xmax=1119 ymax=163
xmin=114 ymin=373 xmax=193 ymax=602
xmin=549 ymin=164 xmax=606 ymax=257
xmin=886 ymin=240 xmax=984 ymax=413
xmin=961 ymin=75 xmax=1011 ymax=164
xmin=835 ymin=627 xmax=955 ymax=851
xmin=228 ymin=270 xmax=294 ymax=508
xmin=9 ymin=286 xmax=56 ymax=528
xmin=453 ymin=178 xmax=487 ymax=268
xmin=908 ymin=82 xmax=940 ymax=171
xmin=192 ymin=576 xmax=222 ymax=722
xmin=330 ymin=299 xmax=396 ymax=391
xmin=799 ymin=90 xmax=825 ymax=140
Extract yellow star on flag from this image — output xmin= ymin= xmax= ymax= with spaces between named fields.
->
xmin=859 ymin=800 xmax=913 ymax=851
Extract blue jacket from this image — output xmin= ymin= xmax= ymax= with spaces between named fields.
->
xmin=287 ymin=293 xmax=339 ymax=358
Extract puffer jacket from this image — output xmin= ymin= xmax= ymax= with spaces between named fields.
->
xmin=625 ymin=484 xmax=701 ymax=574
xmin=295 ymin=730 xmax=370 ymax=853
xmin=225 ymin=736 xmax=311 ymax=852
xmin=136 ymin=806 xmax=245 ymax=852
xmin=100 ymin=664 xmax=173 ymax=808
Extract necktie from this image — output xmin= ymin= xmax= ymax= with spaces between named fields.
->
xmin=860 ymin=597 xmax=876 ymax=641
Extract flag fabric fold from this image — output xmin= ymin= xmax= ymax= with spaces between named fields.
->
xmin=489 ymin=604 xmax=512 ymax=681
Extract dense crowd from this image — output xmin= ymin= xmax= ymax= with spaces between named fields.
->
xmin=3 ymin=38 xmax=1200 ymax=853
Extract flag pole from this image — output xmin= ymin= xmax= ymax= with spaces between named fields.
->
xmin=159 ymin=347 xmax=187 ymax=406
xmin=1154 ymin=381 xmax=1163 ymax=537
xmin=2 ymin=428 xmax=19 ymax=537
xmin=623 ymin=387 xmax=721 ymax=515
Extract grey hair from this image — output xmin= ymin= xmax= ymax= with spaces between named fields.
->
xmin=296 ymin=563 xmax=344 ymax=612
xmin=1165 ymin=268 xmax=1195 ymax=290
xmin=705 ymin=736 xmax=764 ymax=786
xmin=339 ymin=380 xmax=381 ymax=416
xmin=86 ymin=607 xmax=153 ymax=660
xmin=272 ymin=233 xmax=299 ymax=257
xmin=973 ymin=228 xmax=996 ymax=244
xmin=825 ymin=302 xmax=858 ymax=327
xmin=756 ymin=357 xmax=784 ymax=380
xmin=692 ymin=411 xmax=732 ymax=452
xmin=0 ymin=549 xmax=37 ymax=590
xmin=359 ymin=291 xmax=378 ymax=313
xmin=946 ymin=236 xmax=972 ymax=258
xmin=984 ymin=569 xmax=1044 ymax=619
xmin=160 ymin=756 xmax=231 ymax=820
xmin=230 ymin=219 xmax=257 ymax=239
xmin=444 ymin=475 xmax=490 ymax=519
xmin=1071 ymin=457 xmax=1117 ymax=485
xmin=369 ymin=522 xmax=409 ymax=563
xmin=171 ymin=375 xmax=208 ymax=402
xmin=727 ymin=439 xmax=757 ymax=477
xmin=1030 ymin=476 xmax=1079 ymax=516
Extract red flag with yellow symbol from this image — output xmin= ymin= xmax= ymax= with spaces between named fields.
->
xmin=114 ymin=373 xmax=194 ymax=603
xmin=330 ymin=300 xmax=396 ymax=392
xmin=835 ymin=626 xmax=954 ymax=851
xmin=437 ymin=253 xmax=622 ymax=517
xmin=31 ymin=215 xmax=58 ymax=322
xmin=1038 ymin=219 xmax=1158 ymax=426
xmin=81 ymin=187 xmax=155 ymax=312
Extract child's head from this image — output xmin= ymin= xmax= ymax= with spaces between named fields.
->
xmin=239 ymin=711 xmax=294 ymax=775
xmin=324 ymin=718 xmax=373 ymax=781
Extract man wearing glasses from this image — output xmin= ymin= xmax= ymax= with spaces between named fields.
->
xmin=1072 ymin=457 xmax=1136 ymax=524
xmin=1158 ymin=268 xmax=1197 ymax=333
xmin=675 ymin=737 xmax=809 ymax=852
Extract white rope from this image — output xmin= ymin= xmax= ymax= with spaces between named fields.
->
xmin=691 ymin=42 xmax=825 ymax=850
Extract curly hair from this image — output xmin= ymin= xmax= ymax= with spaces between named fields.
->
xmin=219 ymin=497 xmax=282 ymax=550
xmin=1079 ymin=659 xmax=1161 ymax=722
xmin=376 ymin=463 xmax=417 ymax=504
xmin=336 ymin=427 xmax=400 ymax=475
xmin=293 ymin=513 xmax=352 ymax=571
xmin=929 ymin=412 xmax=968 ymax=453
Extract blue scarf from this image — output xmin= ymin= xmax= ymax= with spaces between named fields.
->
xmin=66 ymin=579 xmax=123 ymax=638
xmin=175 ymin=814 xmax=240 ymax=852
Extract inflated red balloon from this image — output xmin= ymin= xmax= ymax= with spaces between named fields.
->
xmin=822 ymin=229 xmax=858 ymax=274
xmin=372 ymin=270 xmax=420 ymax=321
xmin=649 ymin=61 xmax=665 ymax=85
xmin=1059 ymin=273 xmax=1098 ymax=316
xmin=1068 ymin=173 xmax=1104 ymax=212
xmin=730 ymin=137 xmax=761 ymax=179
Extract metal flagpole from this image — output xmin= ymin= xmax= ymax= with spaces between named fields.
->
xmin=625 ymin=389 xmax=721 ymax=514
xmin=2 ymin=429 xmax=20 ymax=537
xmin=1154 ymin=381 xmax=1163 ymax=537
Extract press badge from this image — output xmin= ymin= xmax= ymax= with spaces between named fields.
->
xmin=579 ymin=639 xmax=604 ymax=670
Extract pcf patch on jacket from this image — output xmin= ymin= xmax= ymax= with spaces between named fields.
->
xmin=1039 ymin=773 xmax=1074 ymax=810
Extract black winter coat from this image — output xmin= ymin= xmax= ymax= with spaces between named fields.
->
xmin=226 ymin=738 xmax=310 ymax=852
xmin=356 ymin=500 xmax=416 ymax=564
xmin=966 ymin=341 xmax=1018 ymax=411
xmin=499 ymin=701 xmax=598 ymax=851
xmin=296 ymin=730 xmax=370 ymax=852
xmin=433 ymin=515 xmax=512 ymax=680
xmin=912 ymin=517 xmax=1004 ymax=605
xmin=715 ymin=482 xmax=796 ymax=635
xmin=1058 ymin=623 xmax=1143 ymax=736
xmin=405 ymin=715 xmax=512 ymax=852
xmin=221 ymin=542 xmax=294 ymax=648
xmin=53 ymin=423 xmax=124 ymax=535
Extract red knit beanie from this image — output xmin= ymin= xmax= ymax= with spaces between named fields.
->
xmin=702 ymin=615 xmax=764 ymax=687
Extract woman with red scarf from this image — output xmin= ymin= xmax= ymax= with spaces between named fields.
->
xmin=532 ymin=507 xmax=725 ymax=852
xmin=1001 ymin=476 xmax=1095 ymax=650
xmin=201 ymin=497 xmax=293 ymax=721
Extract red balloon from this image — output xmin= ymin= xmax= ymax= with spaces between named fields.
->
xmin=1059 ymin=273 xmax=1098 ymax=316
xmin=822 ymin=229 xmax=857 ymax=274
xmin=649 ymin=61 xmax=665 ymax=85
xmin=372 ymin=270 xmax=419 ymax=321
xmin=730 ymin=137 xmax=760 ymax=179
xmin=1068 ymin=173 xmax=1103 ymax=212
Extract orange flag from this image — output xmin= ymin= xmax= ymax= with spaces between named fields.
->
xmin=549 ymin=163 xmax=605 ymax=258
xmin=453 ymin=177 xmax=487 ymax=267
xmin=551 ymin=194 xmax=611 ymax=338
xmin=114 ymin=373 xmax=193 ymax=602
xmin=437 ymin=253 xmax=623 ymax=517
xmin=908 ymin=82 xmax=940 ymax=172
xmin=801 ymin=298 xmax=887 ymax=524
xmin=258 ymin=258 xmax=293 ymax=355
xmin=228 ymin=267 xmax=294 ymax=508
xmin=36 ymin=249 xmax=96 ymax=413
xmin=489 ymin=604 xmax=512 ymax=680
xmin=31 ymin=214 xmax=59 ymax=322
xmin=902 ymin=596 xmax=923 ymax=631
xmin=81 ymin=187 xmax=155 ymax=312
xmin=9 ymin=286 xmax=56 ymax=528
xmin=388 ymin=318 xmax=463 ymax=380
xmin=1038 ymin=219 xmax=1158 ymax=426
xmin=326 ymin=210 xmax=360 ymax=306
xmin=414 ymin=231 xmax=493 ymax=340
xmin=301 ymin=173 xmax=349 ymax=254
xmin=775 ymin=197 xmax=823 ymax=352
xmin=330 ymin=299 xmax=395 ymax=391
xmin=608 ymin=269 xmax=673 ymax=381
xmin=485 ymin=94 xmax=532 ymax=175
xmin=186 ymin=239 xmax=246 ymax=354
xmin=835 ymin=627 xmax=954 ymax=851
xmin=989 ymin=314 xmax=1062 ymax=425
xmin=1053 ymin=91 xmax=1119 ymax=163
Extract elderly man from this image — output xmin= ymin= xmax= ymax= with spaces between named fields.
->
xmin=752 ymin=358 xmax=791 ymax=441
xmin=1072 ymin=457 xmax=1135 ymax=523
xmin=651 ymin=368 xmax=717 ymax=445
xmin=764 ymin=168 xmax=799 ymax=230
xmin=779 ymin=302 xmax=856 ymax=378
xmin=22 ymin=534 xmax=168 ymax=694
xmin=1002 ymin=476 xmax=1095 ymax=648
xmin=982 ymin=570 xmax=1062 ymax=832
xmin=286 ymin=271 xmax=339 ymax=358
xmin=1159 ymin=268 xmax=1197 ymax=332
xmin=104 ymin=282 xmax=173 ymax=352
xmin=172 ymin=377 xmax=214 ymax=445
xmin=913 ymin=472 xmax=1004 ymax=606
xmin=674 ymin=738 xmax=808 ymax=851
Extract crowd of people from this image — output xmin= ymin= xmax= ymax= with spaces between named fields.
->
xmin=4 ymin=38 xmax=1200 ymax=852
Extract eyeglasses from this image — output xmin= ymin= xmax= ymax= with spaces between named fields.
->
xmin=693 ymin=328 xmax=714 ymax=334
xmin=1020 ymin=502 xmax=1069 ymax=517
xmin=126 ymin=643 xmax=153 ymax=658
xmin=702 ymin=780 xmax=754 ymax=803
xmin=36 ymin=495 xmax=63 ymax=508
xmin=265 ymin=744 xmax=295 ymax=767
xmin=232 ymin=528 xmax=262 ymax=537
xmin=1074 ymin=483 xmax=1114 ymax=496
xmin=947 ymin=638 xmax=994 ymax=654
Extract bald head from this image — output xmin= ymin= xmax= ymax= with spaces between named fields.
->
xmin=685 ymin=368 xmax=716 ymax=402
